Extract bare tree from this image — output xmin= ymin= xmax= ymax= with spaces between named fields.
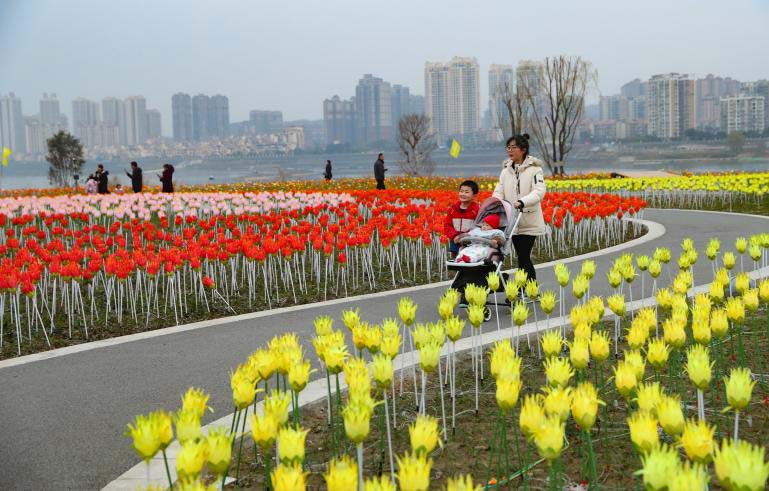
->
xmin=397 ymin=114 xmax=437 ymax=176
xmin=519 ymin=56 xmax=597 ymax=176
xmin=496 ymin=79 xmax=525 ymax=139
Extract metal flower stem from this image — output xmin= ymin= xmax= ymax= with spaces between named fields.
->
xmin=161 ymin=448 xmax=173 ymax=490
xmin=356 ymin=443 xmax=364 ymax=491
xmin=734 ymin=410 xmax=740 ymax=443
xmin=236 ymin=404 xmax=249 ymax=481
xmin=383 ymin=390 xmax=395 ymax=482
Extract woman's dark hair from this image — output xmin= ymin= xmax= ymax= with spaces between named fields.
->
xmin=505 ymin=133 xmax=530 ymax=154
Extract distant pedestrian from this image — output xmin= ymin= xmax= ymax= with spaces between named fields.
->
xmin=324 ymin=160 xmax=333 ymax=181
xmin=159 ymin=163 xmax=175 ymax=193
xmin=114 ymin=183 xmax=125 ymax=195
xmin=85 ymin=174 xmax=98 ymax=194
xmin=374 ymin=153 xmax=387 ymax=190
xmin=125 ymin=161 xmax=143 ymax=193
xmin=96 ymin=164 xmax=110 ymax=194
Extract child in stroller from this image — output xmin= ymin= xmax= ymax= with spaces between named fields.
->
xmin=454 ymin=213 xmax=505 ymax=264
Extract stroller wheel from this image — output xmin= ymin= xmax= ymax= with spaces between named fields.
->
xmin=483 ymin=306 xmax=492 ymax=322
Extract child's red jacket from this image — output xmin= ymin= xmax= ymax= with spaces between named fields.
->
xmin=444 ymin=201 xmax=479 ymax=241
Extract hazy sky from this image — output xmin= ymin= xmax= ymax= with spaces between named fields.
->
xmin=3 ymin=0 xmax=768 ymax=134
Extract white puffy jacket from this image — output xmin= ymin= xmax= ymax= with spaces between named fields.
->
xmin=492 ymin=155 xmax=547 ymax=236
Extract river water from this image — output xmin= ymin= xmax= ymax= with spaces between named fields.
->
xmin=2 ymin=149 xmax=768 ymax=190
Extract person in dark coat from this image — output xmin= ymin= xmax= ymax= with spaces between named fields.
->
xmin=159 ymin=164 xmax=174 ymax=193
xmin=125 ymin=161 xmax=143 ymax=193
xmin=96 ymin=164 xmax=109 ymax=194
xmin=324 ymin=160 xmax=332 ymax=181
xmin=373 ymin=153 xmax=387 ymax=190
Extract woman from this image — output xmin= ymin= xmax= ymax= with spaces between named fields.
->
xmin=492 ymin=133 xmax=547 ymax=283
xmin=159 ymin=164 xmax=175 ymax=193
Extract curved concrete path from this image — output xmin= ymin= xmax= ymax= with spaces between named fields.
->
xmin=0 ymin=209 xmax=767 ymax=490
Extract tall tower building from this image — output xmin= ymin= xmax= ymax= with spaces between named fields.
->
xmin=208 ymin=95 xmax=230 ymax=138
xmin=323 ymin=95 xmax=356 ymax=145
xmin=171 ymin=93 xmax=193 ymax=141
xmin=0 ymin=92 xmax=27 ymax=153
xmin=71 ymin=98 xmax=100 ymax=145
xmin=742 ymin=80 xmax=769 ymax=130
xmin=355 ymin=74 xmax=393 ymax=145
xmin=145 ymin=109 xmax=162 ymax=139
xmin=720 ymin=95 xmax=765 ymax=134
xmin=425 ymin=57 xmax=480 ymax=138
xmin=646 ymin=73 xmax=696 ymax=138
xmin=409 ymin=95 xmax=425 ymax=116
xmin=192 ymin=94 xmax=210 ymax=141
xmin=488 ymin=64 xmax=515 ymax=131
xmin=123 ymin=96 xmax=148 ymax=145
xmin=102 ymin=97 xmax=125 ymax=145
xmin=391 ymin=84 xmax=411 ymax=128
xmin=40 ymin=93 xmax=61 ymax=126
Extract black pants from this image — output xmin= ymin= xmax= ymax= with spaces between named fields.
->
xmin=512 ymin=234 xmax=537 ymax=282
xmin=376 ymin=178 xmax=386 ymax=190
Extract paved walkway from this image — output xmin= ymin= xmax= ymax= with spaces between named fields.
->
xmin=0 ymin=209 xmax=767 ymax=490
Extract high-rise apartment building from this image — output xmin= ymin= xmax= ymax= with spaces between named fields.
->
xmin=621 ymin=79 xmax=647 ymax=98
xmin=72 ymin=98 xmax=100 ymax=128
xmin=599 ymin=95 xmax=632 ymax=121
xmin=40 ymin=93 xmax=61 ymax=126
xmin=646 ymin=73 xmax=696 ymax=138
xmin=172 ymin=93 xmax=193 ymax=141
xmin=742 ymin=80 xmax=769 ymax=130
xmin=695 ymin=74 xmax=741 ymax=129
xmin=488 ymin=64 xmax=515 ymax=130
xmin=0 ymin=92 xmax=26 ymax=153
xmin=102 ymin=97 xmax=125 ymax=144
xmin=409 ymin=95 xmax=425 ymax=116
xmin=355 ymin=74 xmax=393 ymax=145
xmin=192 ymin=94 xmax=210 ymax=141
xmin=145 ymin=109 xmax=162 ymax=139
xmin=425 ymin=57 xmax=480 ymax=138
xmin=323 ymin=95 xmax=356 ymax=146
xmin=249 ymin=110 xmax=283 ymax=135
xmin=208 ymin=95 xmax=230 ymax=138
xmin=391 ymin=84 xmax=410 ymax=127
xmin=720 ymin=95 xmax=765 ymax=134
xmin=123 ymin=96 xmax=147 ymax=145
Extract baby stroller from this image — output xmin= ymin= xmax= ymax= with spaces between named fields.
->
xmin=446 ymin=196 xmax=522 ymax=319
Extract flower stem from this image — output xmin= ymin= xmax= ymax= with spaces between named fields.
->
xmin=161 ymin=448 xmax=173 ymax=489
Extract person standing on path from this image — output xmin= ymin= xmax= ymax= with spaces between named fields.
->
xmin=492 ymin=133 xmax=547 ymax=282
xmin=125 ymin=161 xmax=143 ymax=193
xmin=96 ymin=164 xmax=110 ymax=194
xmin=324 ymin=160 xmax=333 ymax=181
xmin=159 ymin=163 xmax=175 ymax=193
xmin=374 ymin=153 xmax=387 ymax=190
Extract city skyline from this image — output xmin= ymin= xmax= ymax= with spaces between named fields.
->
xmin=3 ymin=0 xmax=768 ymax=126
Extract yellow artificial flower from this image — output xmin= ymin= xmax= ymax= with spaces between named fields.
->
xmin=289 ymin=360 xmax=313 ymax=393
xmin=554 ymin=263 xmax=570 ymax=287
xmin=438 ymin=296 xmax=454 ymax=320
xmin=418 ymin=341 xmax=441 ymax=373
xmin=627 ymin=411 xmax=659 ymax=455
xmin=125 ymin=413 xmax=162 ymax=462
xmin=175 ymin=439 xmax=208 ymax=481
xmin=206 ymin=427 xmax=233 ymax=477
xmin=635 ymin=382 xmax=663 ymax=416
xmin=685 ymin=344 xmax=712 ymax=391
xmin=572 ymin=274 xmax=589 ymax=299
xmin=446 ymin=474 xmax=482 ymax=491
xmin=504 ymin=280 xmax=518 ymax=303
xmin=342 ymin=397 xmax=374 ymax=443
xmin=543 ymin=386 xmax=573 ymax=422
xmin=314 ymin=315 xmax=334 ymax=337
xmin=735 ymin=237 xmax=748 ymax=254
xmin=174 ymin=478 xmax=218 ymax=491
xmin=657 ymin=394 xmax=685 ymax=436
xmin=370 ymin=354 xmax=394 ymax=390
xmin=725 ymin=296 xmax=745 ymax=325
xmin=252 ymin=348 xmax=277 ymax=381
xmin=539 ymin=290 xmax=557 ymax=314
xmin=181 ymin=387 xmax=211 ymax=419
xmin=724 ymin=367 xmax=756 ymax=412
xmin=544 ymin=356 xmax=574 ymax=388
xmin=489 ymin=340 xmax=519 ymax=380
xmin=324 ymin=456 xmax=358 ymax=491
xmin=541 ymin=330 xmax=563 ymax=359
xmin=636 ymin=255 xmax=650 ymax=271
xmin=710 ymin=308 xmax=729 ymax=339
xmin=251 ymin=412 xmax=278 ymax=450
xmin=662 ymin=318 xmax=687 ymax=350
xmin=758 ymin=279 xmax=769 ymax=303
xmin=691 ymin=318 xmax=711 ymax=345
xmin=486 ymin=272 xmax=500 ymax=292
xmin=342 ymin=307 xmax=361 ymax=331
xmin=668 ymin=461 xmax=709 ymax=491
xmin=646 ymin=338 xmax=669 ymax=370
xmin=525 ymin=278 xmax=539 ymax=299
xmin=533 ymin=416 xmax=565 ymax=461
xmin=713 ymin=439 xmax=769 ymax=491
xmin=607 ymin=293 xmax=626 ymax=316
xmin=571 ymin=382 xmax=603 ymax=430
xmin=231 ymin=370 xmax=257 ymax=410
xmin=271 ymin=463 xmax=307 ymax=491
xmin=624 ymin=349 xmax=647 ymax=382
xmin=613 ymin=361 xmax=638 ymax=400
xmin=324 ymin=344 xmax=349 ymax=374
xmin=679 ymin=419 xmax=715 ymax=464
xmin=396 ymin=452 xmax=432 ymax=491
xmin=637 ymin=443 xmax=680 ymax=491
xmin=519 ymin=394 xmax=545 ymax=438
xmin=381 ymin=318 xmax=400 ymax=338
xmin=514 ymin=269 xmax=529 ymax=287
xmin=496 ymin=377 xmax=522 ymax=413
xmin=174 ymin=409 xmax=202 ymax=445
xmin=569 ymin=337 xmax=590 ymax=370
xmin=364 ymin=475 xmax=397 ymax=491
xmin=445 ymin=316 xmax=464 ymax=342
xmin=590 ymin=330 xmax=611 ymax=364
xmin=364 ymin=324 xmax=382 ymax=354
xmin=152 ymin=410 xmax=173 ymax=450
xmin=467 ymin=304 xmax=485 ymax=328
xmin=735 ymin=272 xmax=750 ymax=295
xmin=648 ymin=260 xmax=662 ymax=279
xmin=744 ymin=288 xmax=760 ymax=313
xmin=607 ymin=269 xmax=623 ymax=289
xmin=627 ymin=323 xmax=649 ymax=351
xmin=277 ymin=426 xmax=309 ymax=465
xmin=264 ymin=390 xmax=292 ymax=427
xmin=513 ymin=301 xmax=529 ymax=326
xmin=409 ymin=414 xmax=442 ymax=456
